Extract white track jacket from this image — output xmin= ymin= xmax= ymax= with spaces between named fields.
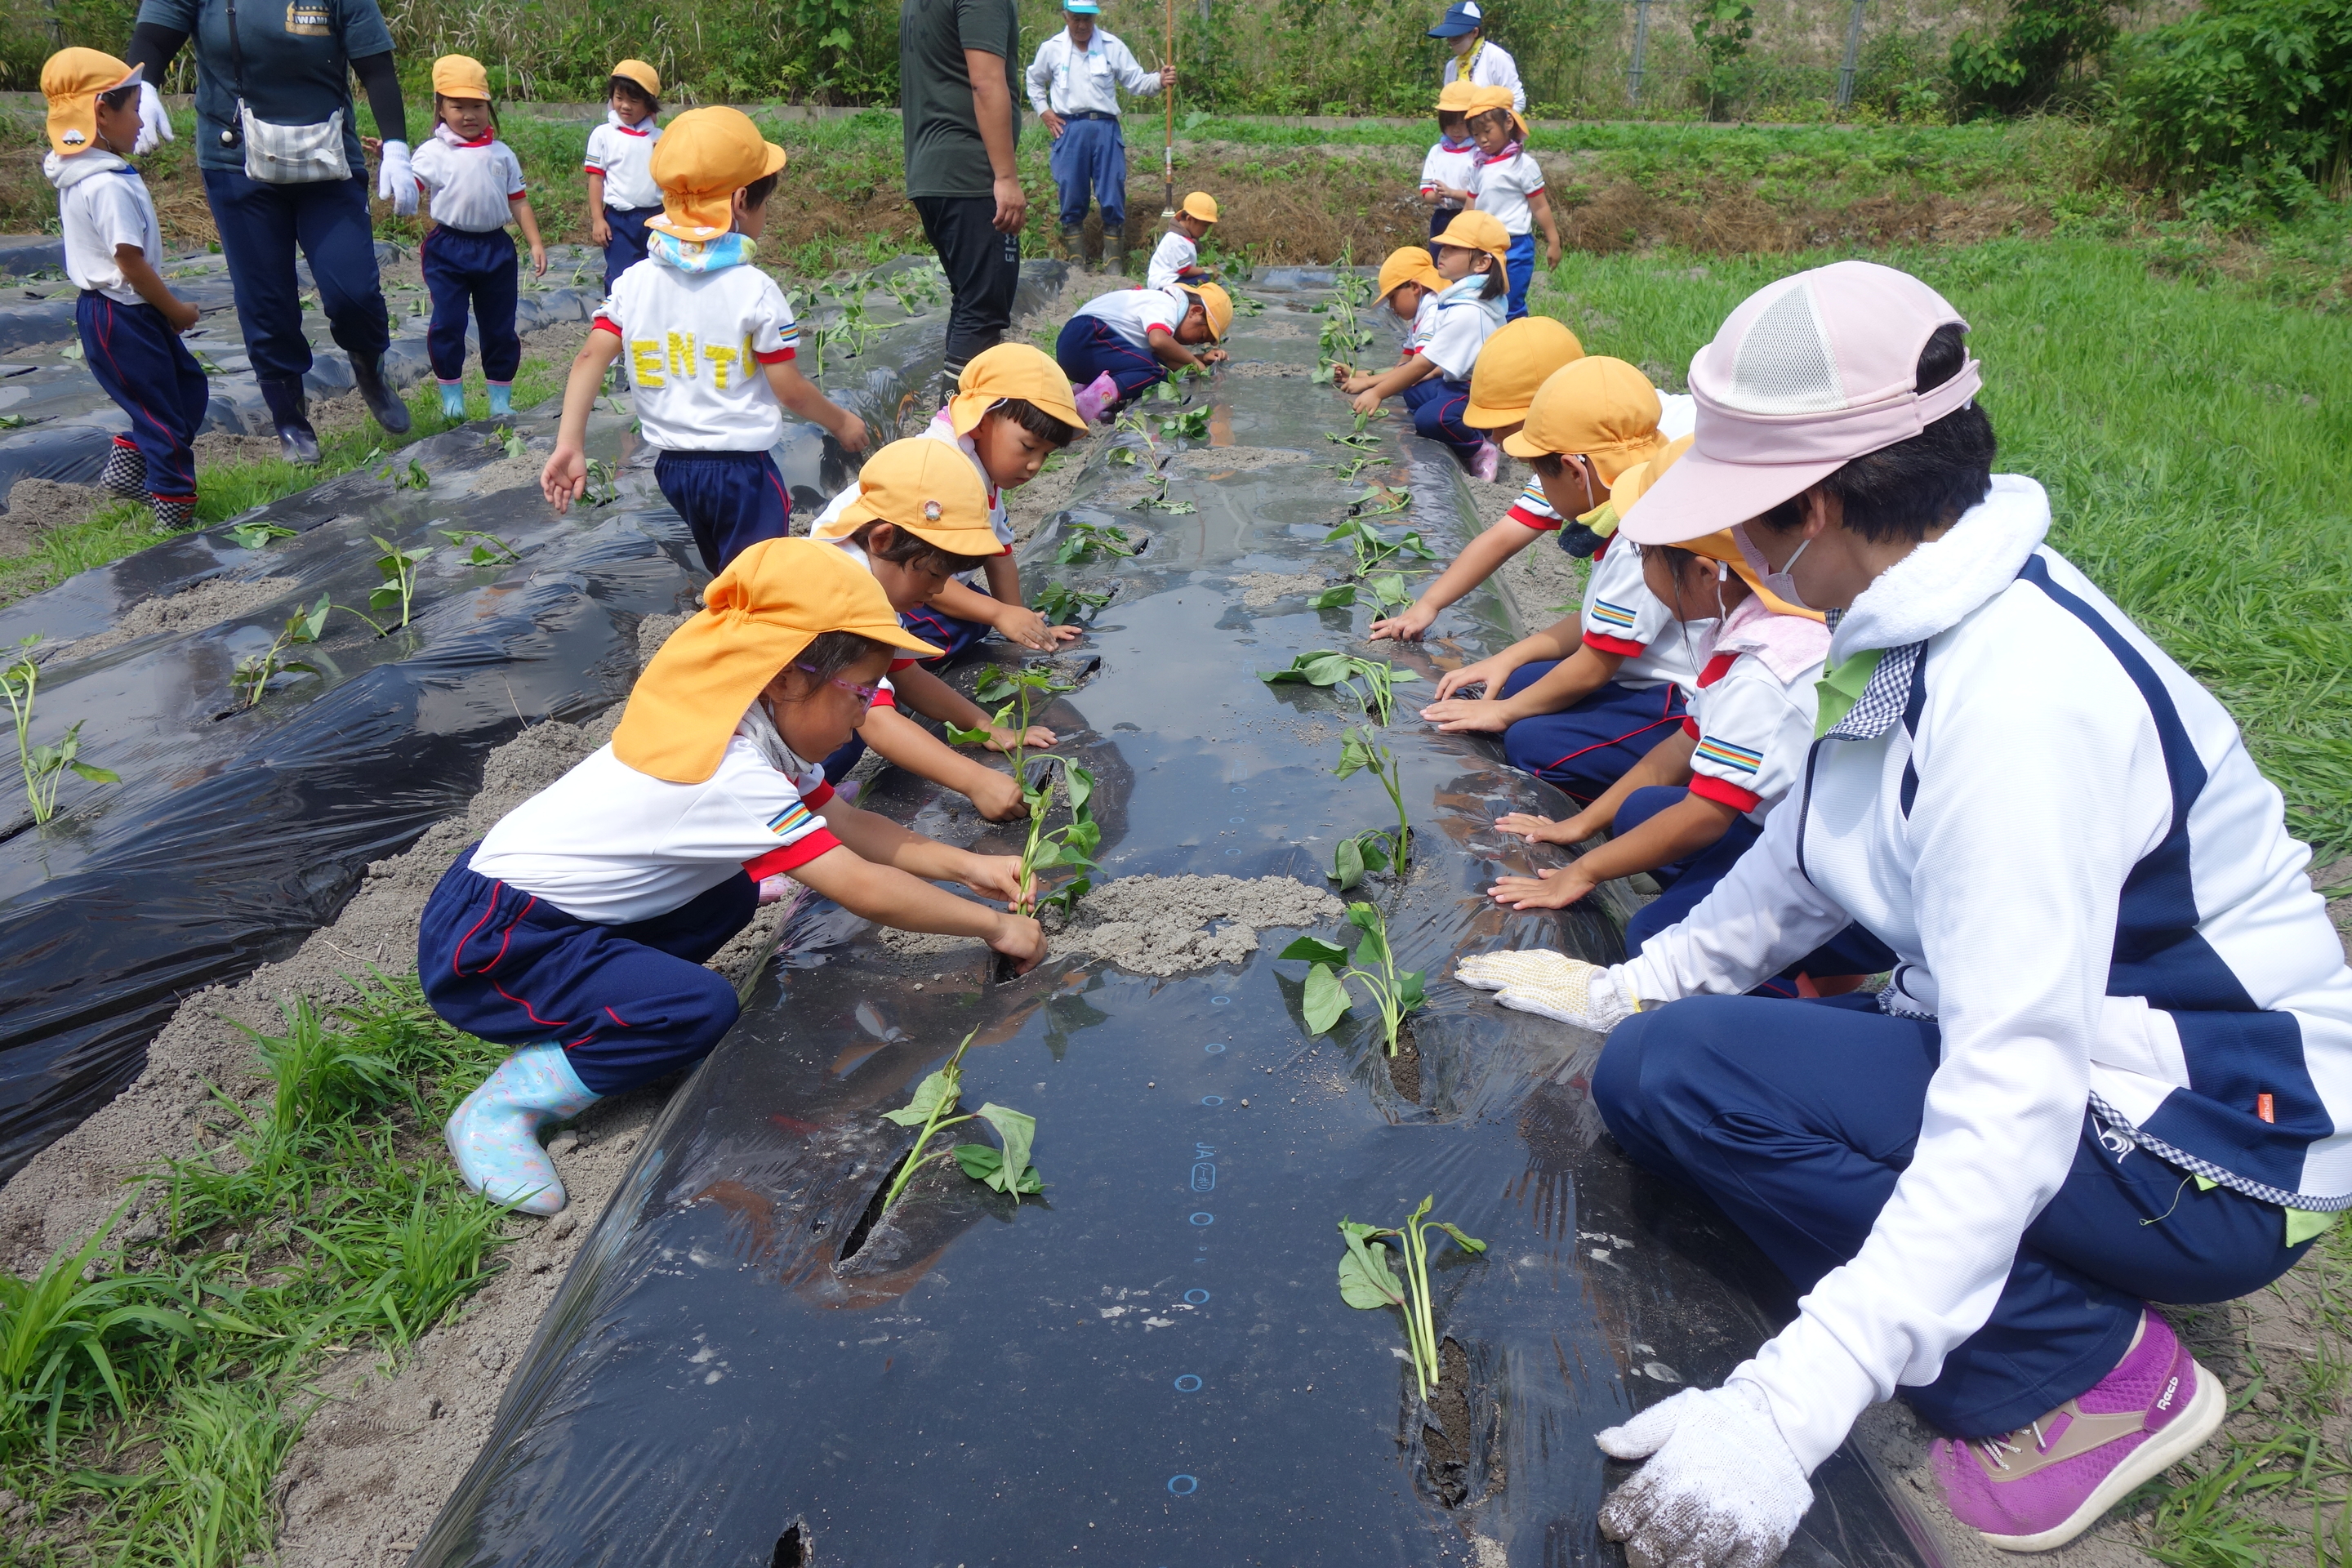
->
xmin=1615 ymin=474 xmax=2352 ymax=1472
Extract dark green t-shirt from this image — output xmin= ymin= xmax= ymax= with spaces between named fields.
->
xmin=136 ymin=0 xmax=394 ymax=174
xmin=900 ymin=0 xmax=1019 ymax=199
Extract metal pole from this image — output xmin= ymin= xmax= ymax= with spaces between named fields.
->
xmin=1628 ymin=0 xmax=1652 ymax=106
xmin=1835 ymin=0 xmax=1866 ymax=109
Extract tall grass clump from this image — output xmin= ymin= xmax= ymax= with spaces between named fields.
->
xmin=0 ymin=971 xmax=516 ymax=1566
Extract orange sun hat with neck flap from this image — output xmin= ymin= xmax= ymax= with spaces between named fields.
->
xmin=1466 ymin=83 xmax=1527 ymax=141
xmin=1435 ymin=78 xmax=1477 ymax=115
xmin=946 ymin=343 xmax=1084 ymax=438
xmin=814 ymin=437 xmax=1004 ymax=558
xmin=42 ymin=49 xmax=140 ymax=155
xmin=1377 ymin=246 xmax=1445 ymax=305
xmin=1606 ymin=436 xmax=1823 ymax=622
xmin=612 ymin=539 xmax=938 ymax=784
xmin=1503 ymin=356 xmax=1668 ymax=484
xmin=1465 ymin=316 xmax=1585 ymax=429
xmin=648 ymin=106 xmax=786 ymax=241
xmin=430 ymin=55 xmax=491 ymax=100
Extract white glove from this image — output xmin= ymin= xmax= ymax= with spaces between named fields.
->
xmin=1454 ymin=949 xmax=1639 ymax=1031
xmin=1597 ymin=1383 xmax=1813 ymax=1568
xmin=377 ymin=140 xmax=418 ymax=216
xmin=132 ymin=80 xmax=175 ymax=156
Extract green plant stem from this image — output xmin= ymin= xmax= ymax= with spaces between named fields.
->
xmin=881 ymin=1035 xmax=977 ymax=1209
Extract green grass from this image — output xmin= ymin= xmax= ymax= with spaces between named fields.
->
xmin=0 ymin=972 xmax=514 ymax=1568
xmin=1532 ymin=234 xmax=2352 ymax=858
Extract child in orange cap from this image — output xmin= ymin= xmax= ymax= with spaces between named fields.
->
xmin=1147 ymin=191 xmax=1219 ymax=290
xmin=807 ymin=438 xmax=1057 ymax=822
xmin=1057 ymin=279 xmax=1230 ymax=419
xmin=420 ymin=536 xmax=1045 ymax=1216
xmin=406 ymin=56 xmax=546 ymax=421
xmin=1421 ymin=80 xmax=1480 ymax=238
xmin=814 ymin=343 xmax=1086 ymax=663
xmin=541 ymin=106 xmax=869 ymax=572
xmin=1374 ymin=210 xmax=1509 ymax=478
xmin=1334 ymin=245 xmax=1446 ymax=408
xmin=585 ymin=60 xmax=663 ymax=292
xmin=1463 ymin=84 xmax=1556 ymax=321
xmin=1376 ymin=353 xmax=1688 ymax=645
xmin=41 ymin=48 xmax=207 ymax=532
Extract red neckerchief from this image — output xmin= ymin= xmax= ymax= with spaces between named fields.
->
xmin=440 ymin=125 xmax=497 ymax=149
xmin=1479 ymin=140 xmax=1524 ymax=166
xmin=615 ymin=120 xmax=653 ymax=138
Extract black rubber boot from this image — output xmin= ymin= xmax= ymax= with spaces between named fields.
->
xmin=1056 ymin=224 xmax=1085 ymax=262
xmin=350 ymin=352 xmax=412 ymax=435
xmin=259 ymin=376 xmax=321 ymax=466
xmin=1103 ymin=233 xmax=1129 ymax=275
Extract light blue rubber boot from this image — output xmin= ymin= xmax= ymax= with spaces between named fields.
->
xmin=439 ymin=381 xmax=467 ymax=420
xmin=443 ymin=1045 xmax=601 ymax=1215
xmin=487 ymin=381 xmax=513 ymax=417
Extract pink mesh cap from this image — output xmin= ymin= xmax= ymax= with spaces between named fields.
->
xmin=1620 ymin=260 xmax=1981 ymax=545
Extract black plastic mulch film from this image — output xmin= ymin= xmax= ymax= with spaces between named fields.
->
xmin=0 ymin=260 xmax=1068 ymax=1177
xmin=413 ymin=274 xmax=1952 ymax=1568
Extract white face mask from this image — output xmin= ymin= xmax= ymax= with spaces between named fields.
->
xmin=1735 ymin=522 xmax=1813 ymax=612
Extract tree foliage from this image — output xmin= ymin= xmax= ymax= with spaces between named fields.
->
xmin=1949 ymin=0 xmax=2119 ymax=116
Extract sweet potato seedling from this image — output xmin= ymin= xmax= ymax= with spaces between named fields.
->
xmin=1055 ymin=519 xmax=1138 ymax=564
xmin=878 ymin=1030 xmax=1043 ymax=1211
xmin=486 ymin=426 xmax=527 ymax=460
xmin=1033 ymin=582 xmax=1113 ymax=623
xmin=1279 ymin=902 xmax=1426 ymax=1055
xmin=340 ymin=537 xmax=433 ymax=635
xmin=1325 ymin=515 xmax=1438 ymax=578
xmin=961 ymin=665 xmax=1098 ymax=913
xmin=437 ymin=528 xmax=522 ymax=566
xmin=1258 ymin=650 xmax=1419 ymax=726
xmin=1325 ymin=410 xmax=1382 ymax=452
xmin=1337 ymin=1197 xmax=1485 ymax=1398
xmin=233 ymin=594 xmax=332 ymax=709
xmin=2 ymin=635 xmax=118 ymax=825
xmin=227 ymin=521 xmax=296 ymax=550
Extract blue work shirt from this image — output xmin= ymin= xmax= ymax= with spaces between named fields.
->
xmin=136 ymin=0 xmax=394 ymax=173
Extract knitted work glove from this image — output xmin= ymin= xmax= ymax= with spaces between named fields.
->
xmin=132 ymin=81 xmax=176 ymax=156
xmin=1597 ymin=1383 xmax=1814 ymax=1568
xmin=1454 ymin=949 xmax=1639 ymax=1031
xmin=376 ymin=140 xmax=419 ymax=216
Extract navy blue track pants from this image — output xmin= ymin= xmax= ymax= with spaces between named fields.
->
xmin=78 ymin=293 xmax=208 ymax=501
xmin=422 ymin=225 xmax=521 ymax=385
xmin=654 ymin=448 xmax=793 ymax=575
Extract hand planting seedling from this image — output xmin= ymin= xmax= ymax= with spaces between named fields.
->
xmin=227 ymin=521 xmax=296 ymax=550
xmin=437 ymin=528 xmax=522 ymax=566
xmin=1033 ymin=583 xmax=1112 ymax=623
xmin=1279 ymin=902 xmax=1426 ymax=1055
xmin=956 ymin=665 xmax=1098 ymax=911
xmin=2 ymin=636 xmax=119 ymax=825
xmin=233 ymin=594 xmax=332 ymax=709
xmin=1336 ymin=1197 xmax=1486 ymax=1398
xmin=1054 ymin=519 xmax=1138 ymax=564
xmin=878 ymin=1030 xmax=1043 ymax=1211
xmin=341 ymin=536 xmax=433 ymax=635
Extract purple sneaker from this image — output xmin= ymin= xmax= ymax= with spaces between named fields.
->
xmin=1932 ymin=1309 xmax=2223 ymax=1552
xmin=1470 ymin=440 xmax=1500 ymax=484
xmin=1073 ymin=372 xmax=1119 ymax=426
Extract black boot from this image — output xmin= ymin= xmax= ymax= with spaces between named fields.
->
xmin=350 ymin=352 xmax=412 ymax=435
xmin=259 ymin=376 xmax=321 ymax=466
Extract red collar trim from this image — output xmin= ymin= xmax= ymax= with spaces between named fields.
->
xmin=443 ymin=127 xmax=497 ymax=149
xmin=615 ymin=122 xmax=653 ymax=137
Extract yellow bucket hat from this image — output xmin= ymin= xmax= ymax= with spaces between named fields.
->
xmin=1602 ymin=439 xmax=1822 ymax=622
xmin=1432 ymin=209 xmax=1511 ymax=276
xmin=611 ymin=58 xmax=662 ymax=99
xmin=1376 ymin=246 xmax=1445 ymax=305
xmin=41 ymin=49 xmax=138 ymax=156
xmin=1181 ymin=191 xmax=1220 ymax=224
xmin=430 ymin=55 xmax=492 ymax=100
xmin=1466 ymin=83 xmax=1528 ymax=141
xmin=812 ymin=438 xmax=1004 ymax=558
xmin=612 ymin=538 xmax=938 ymax=784
xmin=947 ymin=343 xmax=1084 ymax=437
xmin=1435 ymin=78 xmax=1477 ymax=115
xmin=1502 ymin=356 xmax=1668 ymax=484
xmin=648 ymin=106 xmax=788 ymax=241
xmin=1180 ymin=280 xmax=1233 ymax=340
xmin=1465 ymin=317 xmax=1585 ymax=429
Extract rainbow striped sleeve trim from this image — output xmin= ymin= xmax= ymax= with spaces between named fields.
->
xmin=776 ymin=318 xmax=801 ymax=350
xmin=1588 ymin=599 xmax=1640 ymax=632
xmin=1695 ymin=735 xmax=1766 ymax=775
xmin=1517 ymin=479 xmax=1557 ymax=519
xmin=767 ymin=799 xmax=817 ymax=837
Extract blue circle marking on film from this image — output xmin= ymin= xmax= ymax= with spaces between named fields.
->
xmin=1231 ymin=786 xmax=1247 ymax=793
xmin=1168 ymin=1474 xmax=1199 ymax=1496
xmin=1204 ymin=1042 xmax=1226 ymax=1054
xmin=1229 ymin=815 xmax=1245 ymax=822
xmin=1211 ymin=996 xmax=1232 ymax=1004
xmin=1174 ymin=1374 xmax=1203 ymax=1392
xmin=1201 ymin=1094 xmax=1224 ymax=1106
xmin=1226 ymin=849 xmax=1243 ymax=856
xmin=1189 ymin=1212 xmax=1214 ymax=1227
xmin=1184 ymin=1288 xmax=1211 ymax=1304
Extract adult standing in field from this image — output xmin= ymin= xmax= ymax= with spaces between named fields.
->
xmin=1025 ymin=0 xmax=1174 ymax=272
xmin=902 ymin=0 xmax=1027 ymax=382
xmin=122 ymin=0 xmax=418 ymax=463
xmin=1457 ymin=261 xmax=2352 ymax=1564
xmin=1428 ymin=2 xmax=1525 ymax=115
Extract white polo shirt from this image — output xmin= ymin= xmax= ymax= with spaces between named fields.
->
xmin=584 ymin=112 xmax=662 ymax=211
xmin=1441 ymin=34 xmax=1526 ymax=113
xmin=1469 ymin=149 xmax=1544 ymax=238
xmin=1419 ymin=279 xmax=1503 ymax=382
xmin=595 ymin=259 xmax=800 ymax=452
xmin=50 ymin=153 xmax=161 ymax=306
xmin=470 ymin=713 xmax=842 ymax=924
xmin=412 ymin=126 xmax=526 ymax=234
xmin=1420 ymin=137 xmax=1477 ymax=206
xmin=1073 ymin=285 xmax=1188 ymax=350
xmin=1402 ymin=292 xmax=1440 ymax=356
xmin=1147 ymin=230 xmax=1199 ymax=291
xmin=1680 ymin=639 xmax=1825 ymax=824
xmin=1580 ymin=532 xmax=1705 ymax=693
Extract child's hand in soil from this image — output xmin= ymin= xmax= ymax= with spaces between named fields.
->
xmin=1351 ymin=386 xmax=1385 ymax=417
xmin=987 ymin=724 xmax=1057 ymax=754
xmin=956 ymin=851 xmax=1032 ymax=906
xmin=1488 ymin=866 xmax=1597 ymax=910
xmin=1497 ymin=810 xmax=1593 ymax=846
xmin=831 ymin=411 xmax=871 ymax=454
xmin=971 ymin=770 xmax=1029 ymax=823
xmin=990 ymin=911 xmax=1049 ymax=974
xmin=541 ymin=445 xmax=587 ymax=512
xmin=1434 ymin=653 xmax=1512 ymax=702
xmin=992 ymin=604 xmax=1082 ymax=652
xmin=1200 ymin=348 xmax=1227 ymax=364
xmin=1420 ymin=694 xmax=1515 ymax=734
xmin=1368 ymin=602 xmax=1436 ymax=642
